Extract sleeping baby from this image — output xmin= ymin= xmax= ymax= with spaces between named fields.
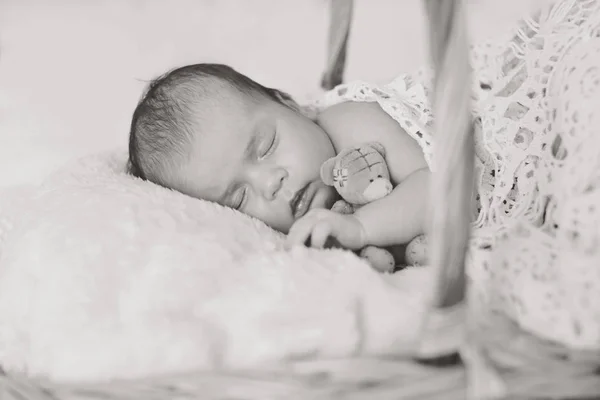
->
xmin=127 ymin=63 xmax=431 ymax=264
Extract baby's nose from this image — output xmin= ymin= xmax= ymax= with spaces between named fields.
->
xmin=261 ymin=167 xmax=288 ymax=200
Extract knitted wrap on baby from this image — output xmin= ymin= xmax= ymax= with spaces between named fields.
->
xmin=2 ymin=0 xmax=600 ymax=399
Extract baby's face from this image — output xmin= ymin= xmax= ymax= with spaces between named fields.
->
xmin=178 ymin=93 xmax=338 ymax=233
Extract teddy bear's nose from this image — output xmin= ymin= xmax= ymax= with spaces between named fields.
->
xmin=363 ymin=178 xmax=393 ymax=202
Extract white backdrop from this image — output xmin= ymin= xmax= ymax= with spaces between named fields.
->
xmin=0 ymin=0 xmax=548 ymax=188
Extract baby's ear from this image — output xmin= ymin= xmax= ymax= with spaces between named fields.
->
xmin=320 ymin=157 xmax=338 ymax=186
xmin=367 ymin=141 xmax=386 ymax=157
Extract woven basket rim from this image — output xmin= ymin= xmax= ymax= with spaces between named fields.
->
xmin=2 ymin=312 xmax=599 ymax=400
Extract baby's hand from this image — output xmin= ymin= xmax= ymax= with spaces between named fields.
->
xmin=285 ymin=209 xmax=367 ymax=250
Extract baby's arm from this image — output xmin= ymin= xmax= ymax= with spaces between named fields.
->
xmin=317 ymin=101 xmax=430 ymax=247
xmin=355 ymin=168 xmax=429 ymax=247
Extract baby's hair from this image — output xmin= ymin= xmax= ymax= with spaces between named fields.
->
xmin=127 ymin=63 xmax=298 ymax=187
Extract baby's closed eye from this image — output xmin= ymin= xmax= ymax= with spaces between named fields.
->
xmin=258 ymin=131 xmax=278 ymax=160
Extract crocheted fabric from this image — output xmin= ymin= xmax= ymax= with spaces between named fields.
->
xmin=310 ymin=0 xmax=600 ymax=349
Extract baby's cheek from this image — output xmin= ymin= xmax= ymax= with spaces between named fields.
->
xmin=246 ymin=201 xmax=293 ymax=234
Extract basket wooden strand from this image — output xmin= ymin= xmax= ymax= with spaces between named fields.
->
xmin=415 ymin=0 xmax=475 ymax=360
xmin=424 ymin=0 xmax=473 ymax=317
xmin=321 ymin=0 xmax=354 ymax=90
xmin=415 ymin=3 xmax=511 ymax=398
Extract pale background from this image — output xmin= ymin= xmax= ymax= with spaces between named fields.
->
xmin=0 ymin=0 xmax=549 ymax=188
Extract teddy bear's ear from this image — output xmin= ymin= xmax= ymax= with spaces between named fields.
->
xmin=320 ymin=157 xmax=338 ymax=186
xmin=366 ymin=141 xmax=386 ymax=157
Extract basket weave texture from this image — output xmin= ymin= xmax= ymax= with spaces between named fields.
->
xmin=2 ymin=312 xmax=599 ymax=400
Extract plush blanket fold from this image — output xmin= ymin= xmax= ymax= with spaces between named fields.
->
xmin=0 ymin=151 xmax=432 ymax=383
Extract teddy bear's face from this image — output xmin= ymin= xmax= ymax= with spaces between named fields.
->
xmin=320 ymin=142 xmax=392 ymax=205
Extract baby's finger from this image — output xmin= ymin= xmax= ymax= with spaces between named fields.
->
xmin=303 ymin=208 xmax=328 ymax=219
xmin=285 ymin=219 xmax=315 ymax=249
xmin=309 ymin=221 xmax=332 ymax=249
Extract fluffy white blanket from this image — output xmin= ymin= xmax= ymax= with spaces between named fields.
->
xmin=0 ymin=152 xmax=433 ymax=383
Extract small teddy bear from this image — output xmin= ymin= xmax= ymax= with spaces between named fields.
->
xmin=319 ymin=142 xmax=396 ymax=273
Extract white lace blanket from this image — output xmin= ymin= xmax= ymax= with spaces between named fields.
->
xmin=311 ymin=0 xmax=600 ymax=349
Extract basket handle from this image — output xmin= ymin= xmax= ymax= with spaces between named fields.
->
xmin=321 ymin=0 xmax=353 ymax=90
xmin=416 ymin=0 xmax=474 ymax=358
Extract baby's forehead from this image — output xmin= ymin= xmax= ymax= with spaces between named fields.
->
xmin=183 ymin=92 xmax=260 ymax=190
xmin=186 ymin=85 xmax=260 ymax=146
